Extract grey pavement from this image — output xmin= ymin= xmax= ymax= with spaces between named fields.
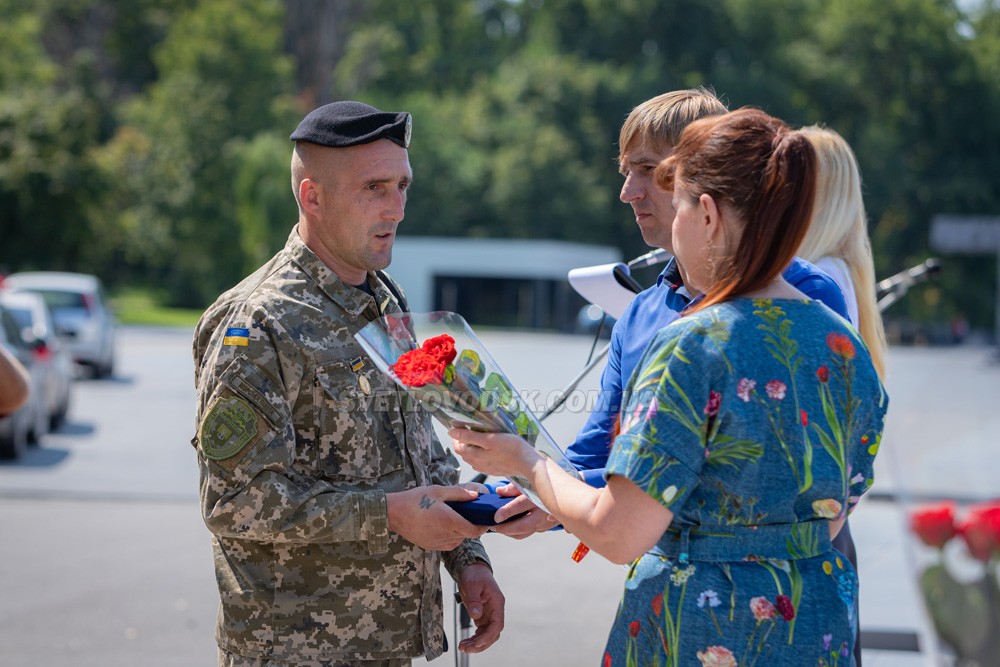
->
xmin=1 ymin=326 xmax=997 ymax=666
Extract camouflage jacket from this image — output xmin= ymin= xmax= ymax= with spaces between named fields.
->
xmin=191 ymin=227 xmax=489 ymax=662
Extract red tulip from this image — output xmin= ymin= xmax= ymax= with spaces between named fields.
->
xmin=956 ymin=502 xmax=1000 ymax=562
xmin=629 ymin=620 xmax=641 ymax=638
xmin=909 ymin=503 xmax=957 ymax=548
xmin=704 ymin=390 xmax=722 ymax=417
xmin=775 ymin=594 xmax=795 ymax=621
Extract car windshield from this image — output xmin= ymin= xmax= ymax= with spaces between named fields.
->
xmin=30 ymin=289 xmax=90 ymax=314
xmin=0 ymin=309 xmax=24 ymax=347
xmin=5 ymin=306 xmax=32 ymax=330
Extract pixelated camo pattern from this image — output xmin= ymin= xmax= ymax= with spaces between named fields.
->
xmin=192 ymin=227 xmax=488 ymax=662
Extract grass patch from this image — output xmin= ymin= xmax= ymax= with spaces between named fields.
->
xmin=111 ymin=288 xmax=204 ymax=327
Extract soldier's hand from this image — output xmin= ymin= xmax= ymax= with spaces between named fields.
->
xmin=456 ymin=562 xmax=505 ymax=653
xmin=490 ymin=483 xmax=559 ymax=539
xmin=386 ymin=485 xmax=488 ymax=551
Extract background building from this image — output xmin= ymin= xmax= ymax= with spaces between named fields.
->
xmin=389 ymin=237 xmax=621 ymax=332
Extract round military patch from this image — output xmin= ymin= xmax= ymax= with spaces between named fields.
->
xmin=201 ymin=395 xmax=258 ymax=460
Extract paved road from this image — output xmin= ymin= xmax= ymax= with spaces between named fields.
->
xmin=1 ymin=326 xmax=996 ymax=666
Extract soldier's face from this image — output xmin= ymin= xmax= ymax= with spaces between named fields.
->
xmin=313 ymin=140 xmax=412 ymax=283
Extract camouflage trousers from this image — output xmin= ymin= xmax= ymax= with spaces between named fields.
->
xmin=218 ymin=648 xmax=411 ymax=667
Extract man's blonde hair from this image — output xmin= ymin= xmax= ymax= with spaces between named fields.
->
xmin=617 ymin=87 xmax=728 ymax=164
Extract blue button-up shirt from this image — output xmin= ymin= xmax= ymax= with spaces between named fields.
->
xmin=566 ymin=256 xmax=850 ymax=476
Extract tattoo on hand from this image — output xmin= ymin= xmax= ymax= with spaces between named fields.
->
xmin=419 ymin=495 xmax=435 ymax=510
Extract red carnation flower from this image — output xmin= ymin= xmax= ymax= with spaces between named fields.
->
xmin=390 ymin=348 xmax=446 ymax=387
xmin=775 ymin=594 xmax=795 ymax=621
xmin=909 ymin=502 xmax=957 ymax=549
xmin=422 ymin=334 xmax=457 ymax=365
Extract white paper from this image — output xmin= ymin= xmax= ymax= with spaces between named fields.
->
xmin=567 ymin=263 xmax=640 ymax=319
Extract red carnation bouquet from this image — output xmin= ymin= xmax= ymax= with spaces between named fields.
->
xmin=355 ymin=311 xmax=578 ymax=512
xmin=909 ymin=500 xmax=1000 ymax=665
xmin=390 ymin=334 xmax=456 ymax=387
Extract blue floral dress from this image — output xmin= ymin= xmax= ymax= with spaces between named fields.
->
xmin=603 ymin=299 xmax=888 ymax=667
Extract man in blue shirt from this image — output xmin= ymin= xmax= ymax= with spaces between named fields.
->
xmin=565 ymin=255 xmax=849 ymax=474
xmin=495 ymin=87 xmax=848 ymax=526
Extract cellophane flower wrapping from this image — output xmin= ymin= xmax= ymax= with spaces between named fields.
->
xmin=354 ymin=311 xmax=579 ymax=513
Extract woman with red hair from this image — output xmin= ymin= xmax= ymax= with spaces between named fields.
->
xmin=452 ymin=108 xmax=888 ymax=665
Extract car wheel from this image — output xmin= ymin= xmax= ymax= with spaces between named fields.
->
xmin=96 ymin=355 xmax=114 ymax=379
xmin=0 ymin=422 xmax=27 ymax=460
xmin=50 ymin=391 xmax=70 ymax=431
xmin=27 ymin=404 xmax=47 ymax=446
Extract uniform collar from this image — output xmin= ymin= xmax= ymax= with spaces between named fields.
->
xmin=285 ymin=226 xmax=398 ymax=319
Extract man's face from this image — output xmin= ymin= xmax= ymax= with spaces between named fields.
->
xmin=619 ymin=139 xmax=675 ymax=252
xmin=309 ymin=139 xmax=412 ymax=283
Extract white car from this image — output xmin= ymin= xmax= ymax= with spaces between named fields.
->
xmin=0 ymin=291 xmax=74 ymax=430
xmin=2 ymin=272 xmax=116 ymax=378
xmin=0 ymin=305 xmax=36 ymax=459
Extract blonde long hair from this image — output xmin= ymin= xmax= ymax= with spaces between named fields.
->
xmin=797 ymin=126 xmax=887 ymax=378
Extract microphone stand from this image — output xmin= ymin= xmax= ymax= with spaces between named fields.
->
xmin=538 ymin=249 xmax=672 ymax=420
xmin=876 ymin=258 xmax=941 ymax=313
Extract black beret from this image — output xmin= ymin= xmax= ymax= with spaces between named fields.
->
xmin=290 ymin=101 xmax=412 ymax=148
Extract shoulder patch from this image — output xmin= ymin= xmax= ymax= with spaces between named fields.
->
xmin=201 ymin=395 xmax=258 ymax=460
xmin=223 ymin=327 xmax=250 ymax=346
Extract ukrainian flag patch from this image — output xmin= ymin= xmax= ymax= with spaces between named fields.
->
xmin=223 ymin=327 xmax=250 ymax=346
xmin=350 ymin=356 xmax=365 ymax=372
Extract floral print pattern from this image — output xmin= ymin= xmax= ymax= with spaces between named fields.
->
xmin=603 ymin=299 xmax=887 ymax=666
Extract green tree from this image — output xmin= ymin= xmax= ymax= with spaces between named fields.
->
xmin=230 ymin=132 xmax=299 ymax=273
xmin=102 ymin=0 xmax=298 ymax=306
xmin=0 ymin=5 xmax=110 ymax=274
xmin=789 ymin=0 xmax=1000 ymax=327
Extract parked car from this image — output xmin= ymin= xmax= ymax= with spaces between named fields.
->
xmin=0 ymin=305 xmax=37 ymax=459
xmin=2 ymin=272 xmax=116 ymax=378
xmin=0 ymin=291 xmax=73 ymax=430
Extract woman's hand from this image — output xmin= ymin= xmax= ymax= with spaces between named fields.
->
xmin=448 ymin=429 xmax=542 ymax=479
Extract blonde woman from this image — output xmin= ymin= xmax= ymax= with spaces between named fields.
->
xmin=798 ymin=126 xmax=888 ymax=379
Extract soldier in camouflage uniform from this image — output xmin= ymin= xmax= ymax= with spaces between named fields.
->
xmin=192 ymin=101 xmax=505 ymax=667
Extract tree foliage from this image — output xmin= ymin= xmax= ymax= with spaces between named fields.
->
xmin=96 ymin=0 xmax=298 ymax=305
xmin=0 ymin=0 xmax=998 ymax=331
